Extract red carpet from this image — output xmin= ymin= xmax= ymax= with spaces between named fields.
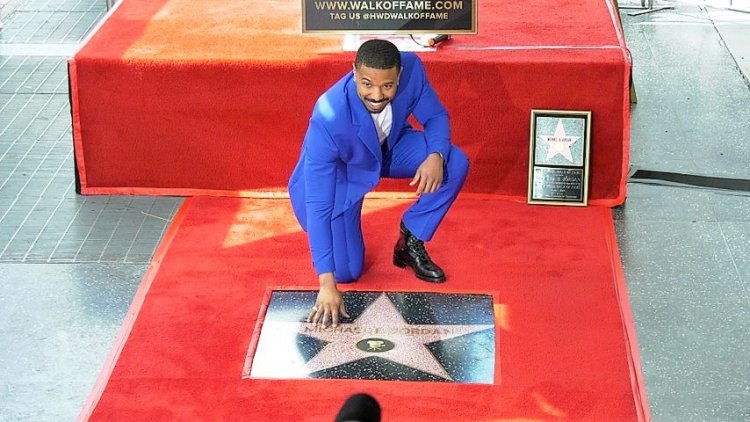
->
xmin=69 ymin=0 xmax=630 ymax=205
xmin=80 ymin=197 xmax=649 ymax=421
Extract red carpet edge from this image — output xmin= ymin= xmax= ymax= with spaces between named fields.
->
xmin=76 ymin=197 xmax=194 ymax=422
xmin=74 ymin=188 xmax=626 ymax=208
xmin=601 ymin=207 xmax=651 ymax=422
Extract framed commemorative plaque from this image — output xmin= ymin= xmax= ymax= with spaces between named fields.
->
xmin=528 ymin=110 xmax=592 ymax=206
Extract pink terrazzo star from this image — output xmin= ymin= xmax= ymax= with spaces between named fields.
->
xmin=252 ymin=293 xmax=494 ymax=380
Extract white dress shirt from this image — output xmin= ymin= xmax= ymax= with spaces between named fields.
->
xmin=370 ymin=103 xmax=392 ymax=145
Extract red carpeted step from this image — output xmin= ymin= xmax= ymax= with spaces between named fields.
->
xmin=70 ymin=0 xmax=630 ymax=205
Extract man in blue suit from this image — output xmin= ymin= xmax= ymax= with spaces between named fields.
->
xmin=288 ymin=39 xmax=469 ymax=328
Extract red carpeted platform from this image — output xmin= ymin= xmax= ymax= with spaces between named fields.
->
xmin=79 ymin=197 xmax=649 ymax=421
xmin=69 ymin=0 xmax=630 ymax=206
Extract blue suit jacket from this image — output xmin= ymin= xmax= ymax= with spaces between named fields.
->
xmin=288 ymin=52 xmax=451 ymax=275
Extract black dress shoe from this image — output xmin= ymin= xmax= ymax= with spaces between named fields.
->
xmin=393 ymin=221 xmax=446 ymax=283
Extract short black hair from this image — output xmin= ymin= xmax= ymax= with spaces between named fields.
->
xmin=355 ymin=39 xmax=401 ymax=71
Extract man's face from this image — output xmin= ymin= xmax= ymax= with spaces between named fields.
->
xmin=353 ymin=63 xmax=400 ymax=113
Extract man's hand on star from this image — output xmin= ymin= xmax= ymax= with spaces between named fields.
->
xmin=410 ymin=153 xmax=444 ymax=196
xmin=308 ymin=273 xmax=349 ymax=328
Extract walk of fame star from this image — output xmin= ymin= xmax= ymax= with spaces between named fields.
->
xmin=542 ymin=119 xmax=580 ymax=163
xmin=246 ymin=291 xmax=496 ymax=383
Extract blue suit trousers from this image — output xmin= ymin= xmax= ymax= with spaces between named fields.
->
xmin=332 ymin=129 xmax=469 ymax=283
